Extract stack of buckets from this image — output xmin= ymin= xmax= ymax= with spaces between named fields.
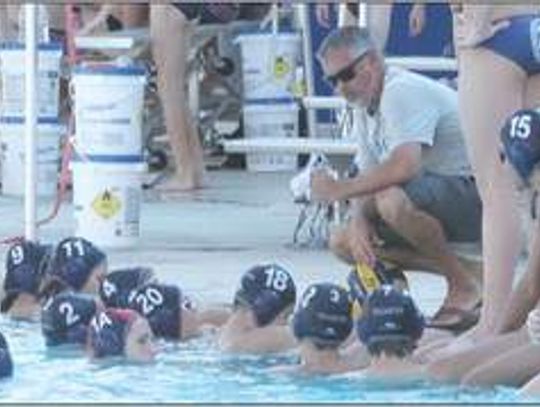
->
xmin=236 ymin=30 xmax=301 ymax=172
xmin=71 ymin=63 xmax=146 ymax=248
xmin=0 ymin=42 xmax=64 ymax=197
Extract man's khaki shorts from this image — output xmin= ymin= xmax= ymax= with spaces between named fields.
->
xmin=374 ymin=171 xmax=482 ymax=246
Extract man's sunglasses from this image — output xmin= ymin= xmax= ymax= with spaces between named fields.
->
xmin=325 ymin=53 xmax=367 ymax=87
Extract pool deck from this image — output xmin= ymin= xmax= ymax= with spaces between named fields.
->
xmin=0 ymin=169 xmax=491 ymax=316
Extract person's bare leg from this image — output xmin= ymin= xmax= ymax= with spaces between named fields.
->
xmin=120 ymin=4 xmax=148 ymax=28
xmin=462 ymin=341 xmax=540 ymax=388
xmin=520 ymin=369 xmax=540 ymax=398
xmin=458 ymin=48 xmax=526 ymax=334
xmin=427 ymin=327 xmax=528 ymax=383
xmin=375 ymin=187 xmax=481 ymax=318
xmin=150 ymin=4 xmax=205 ymax=191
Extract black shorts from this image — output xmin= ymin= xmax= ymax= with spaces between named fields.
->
xmin=172 ymin=3 xmax=270 ymax=25
xmin=374 ymin=171 xmax=482 ymax=246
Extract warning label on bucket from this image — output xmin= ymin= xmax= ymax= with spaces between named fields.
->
xmin=92 ymin=189 xmax=122 ymax=219
xmin=273 ymin=56 xmax=290 ymax=79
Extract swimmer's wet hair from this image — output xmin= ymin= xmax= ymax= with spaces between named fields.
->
xmin=366 ymin=337 xmax=416 ymax=358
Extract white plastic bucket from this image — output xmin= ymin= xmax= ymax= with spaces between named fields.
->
xmin=243 ymin=100 xmax=298 ymax=172
xmin=72 ymin=64 xmax=146 ymax=157
xmin=0 ymin=42 xmax=63 ymax=118
xmin=236 ymin=32 xmax=300 ymax=100
xmin=0 ymin=117 xmax=62 ymax=197
xmin=71 ymin=157 xmax=145 ymax=248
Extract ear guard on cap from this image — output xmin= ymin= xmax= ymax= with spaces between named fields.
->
xmin=41 ymin=292 xmax=98 ymax=347
xmin=99 ymin=267 xmax=156 ymax=308
xmin=500 ymin=109 xmax=540 ymax=184
xmin=292 ymin=283 xmax=353 ymax=348
xmin=1 ymin=240 xmax=53 ymax=312
xmin=233 ymin=263 xmax=296 ymax=327
xmin=89 ymin=309 xmax=135 ymax=358
xmin=347 ymin=261 xmax=408 ymax=310
xmin=0 ymin=333 xmax=13 ymax=378
xmin=127 ymin=283 xmax=181 ymax=340
xmin=356 ymin=285 xmax=425 ymax=349
xmin=49 ymin=237 xmax=106 ymax=291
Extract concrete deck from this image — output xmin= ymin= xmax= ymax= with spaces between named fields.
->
xmin=0 ymin=169 xmax=462 ymax=316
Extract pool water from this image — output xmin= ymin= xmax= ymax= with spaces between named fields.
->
xmin=0 ymin=318 xmax=532 ymax=403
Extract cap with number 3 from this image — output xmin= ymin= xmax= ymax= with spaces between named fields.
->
xmin=293 ymin=283 xmax=352 ymax=348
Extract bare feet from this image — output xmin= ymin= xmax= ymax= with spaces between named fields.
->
xmin=155 ymin=172 xmax=207 ymax=192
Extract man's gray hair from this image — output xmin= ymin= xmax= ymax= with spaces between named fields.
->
xmin=317 ymin=26 xmax=379 ymax=62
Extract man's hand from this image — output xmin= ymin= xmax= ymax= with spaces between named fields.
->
xmin=315 ymin=3 xmax=332 ymax=28
xmin=311 ymin=170 xmax=342 ymax=203
xmin=408 ymin=3 xmax=426 ymax=37
xmin=527 ymin=308 xmax=540 ymax=345
xmin=349 ymin=223 xmax=376 ymax=267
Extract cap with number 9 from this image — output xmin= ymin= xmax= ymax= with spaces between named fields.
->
xmin=1 ymin=240 xmax=52 ymax=313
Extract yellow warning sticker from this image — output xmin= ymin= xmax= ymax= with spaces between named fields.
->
xmin=355 ymin=263 xmax=381 ymax=294
xmin=91 ymin=189 xmax=121 ymax=219
xmin=273 ymin=56 xmax=290 ymax=79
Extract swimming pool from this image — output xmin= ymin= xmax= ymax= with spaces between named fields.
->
xmin=0 ymin=317 xmax=531 ymax=403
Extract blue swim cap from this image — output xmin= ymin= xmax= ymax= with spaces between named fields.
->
xmin=233 ymin=263 xmax=296 ymax=327
xmin=293 ymin=283 xmax=352 ymax=349
xmin=49 ymin=237 xmax=106 ymax=291
xmin=89 ymin=308 xmax=137 ymax=358
xmin=500 ymin=109 xmax=540 ymax=183
xmin=0 ymin=333 xmax=13 ymax=378
xmin=127 ymin=283 xmax=182 ymax=340
xmin=356 ymin=285 xmax=424 ymax=353
xmin=41 ymin=292 xmax=98 ymax=347
xmin=99 ymin=267 xmax=156 ymax=308
xmin=1 ymin=240 xmax=52 ymax=312
xmin=347 ymin=261 xmax=408 ymax=307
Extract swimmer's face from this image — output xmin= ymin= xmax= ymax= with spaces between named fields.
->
xmin=124 ymin=316 xmax=156 ymax=363
xmin=82 ymin=261 xmax=108 ymax=295
xmin=321 ymin=46 xmax=380 ymax=107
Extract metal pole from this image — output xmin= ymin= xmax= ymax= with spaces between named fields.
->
xmin=24 ymin=4 xmax=38 ymax=241
xmin=358 ymin=2 xmax=368 ymax=28
xmin=297 ymin=4 xmax=316 ymax=138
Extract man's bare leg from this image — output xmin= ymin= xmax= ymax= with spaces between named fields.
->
xmin=374 ymin=187 xmax=481 ymax=321
xmin=150 ymin=4 xmax=205 ymax=191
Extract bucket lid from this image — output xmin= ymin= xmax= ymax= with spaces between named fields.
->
xmin=72 ymin=153 xmax=144 ymax=163
xmin=235 ymin=29 xmax=299 ymax=43
xmin=0 ymin=116 xmax=62 ymax=125
xmin=244 ymin=97 xmax=298 ymax=105
xmin=0 ymin=41 xmax=63 ymax=51
xmin=73 ymin=62 xmax=146 ymax=76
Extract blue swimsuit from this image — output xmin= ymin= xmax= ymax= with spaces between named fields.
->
xmin=480 ymin=15 xmax=540 ymax=75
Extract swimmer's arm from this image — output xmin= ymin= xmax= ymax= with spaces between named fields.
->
xmin=77 ymin=4 xmax=119 ymax=36
xmin=498 ymin=235 xmax=540 ymax=333
xmin=340 ymin=341 xmax=371 ymax=370
xmin=199 ymin=307 xmax=232 ymax=328
xmin=223 ymin=326 xmax=297 ymax=354
xmin=335 ymin=143 xmax=423 ymax=201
